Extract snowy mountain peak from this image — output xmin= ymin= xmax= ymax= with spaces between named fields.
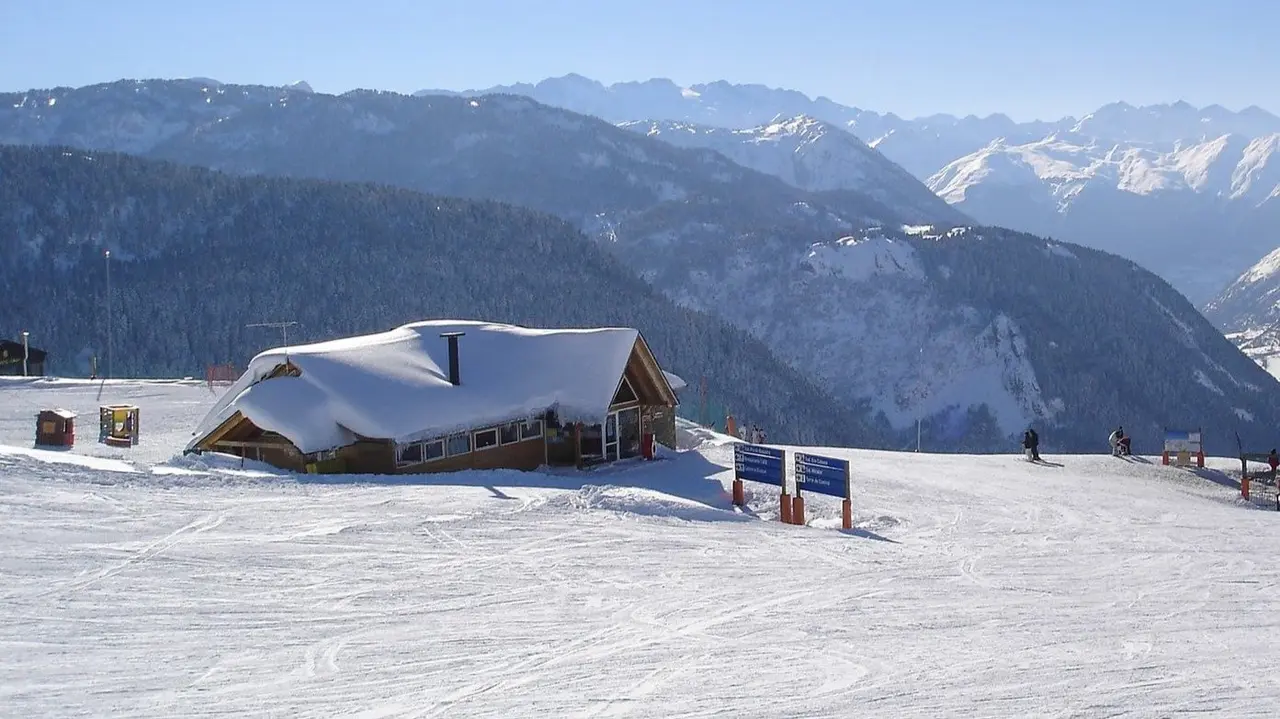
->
xmin=926 ymin=126 xmax=1280 ymax=302
xmin=1205 ymin=245 xmax=1280 ymax=372
xmin=804 ymin=234 xmax=925 ymax=283
xmin=287 ymin=80 xmax=313 ymax=93
xmin=618 ymin=115 xmax=966 ymax=223
xmin=756 ymin=114 xmax=826 ymax=138
xmin=1238 ymin=245 xmax=1280 ymax=285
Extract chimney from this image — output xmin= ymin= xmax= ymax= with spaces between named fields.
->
xmin=440 ymin=332 xmax=464 ymax=386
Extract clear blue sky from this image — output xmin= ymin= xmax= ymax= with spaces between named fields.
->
xmin=1 ymin=0 xmax=1274 ymax=121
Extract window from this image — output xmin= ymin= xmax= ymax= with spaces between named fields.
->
xmin=447 ymin=433 xmax=471 ymax=456
xmin=396 ymin=439 xmax=445 ymax=467
xmin=500 ymin=422 xmax=520 ymax=445
xmin=612 ymin=376 xmax=638 ymax=405
xmin=396 ymin=442 xmax=423 ymax=467
xmin=314 ymin=448 xmax=338 ymax=462
xmin=521 ymin=418 xmax=544 ymax=441
xmin=474 ymin=428 xmax=499 ymax=451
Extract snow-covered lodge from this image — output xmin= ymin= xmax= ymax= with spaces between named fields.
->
xmin=186 ymin=320 xmax=682 ymax=474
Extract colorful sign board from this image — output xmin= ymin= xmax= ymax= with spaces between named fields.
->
xmin=794 ymin=451 xmax=851 ymax=499
xmin=733 ymin=443 xmax=785 ymax=487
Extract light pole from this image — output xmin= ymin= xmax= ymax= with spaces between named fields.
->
xmin=916 ymin=341 xmax=923 ymax=452
xmin=105 ymin=249 xmax=113 ymax=380
xmin=21 ymin=331 xmax=29 ymax=377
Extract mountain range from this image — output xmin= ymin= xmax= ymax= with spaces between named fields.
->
xmin=416 ymin=74 xmax=1280 ymax=176
xmin=417 ymin=74 xmax=1280 ymax=305
xmin=0 ymin=79 xmax=949 ymax=230
xmin=928 ymin=132 xmax=1280 ymax=303
xmin=3 ymin=79 xmax=1279 ymax=451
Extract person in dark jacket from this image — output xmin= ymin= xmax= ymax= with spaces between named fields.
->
xmin=1023 ymin=427 xmax=1041 ymax=461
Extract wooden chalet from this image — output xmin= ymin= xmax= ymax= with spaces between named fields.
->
xmin=186 ymin=321 xmax=681 ymax=475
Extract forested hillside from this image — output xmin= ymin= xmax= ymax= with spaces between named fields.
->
xmin=0 ymin=145 xmax=887 ymax=447
xmin=592 ymin=207 xmax=1280 ymax=454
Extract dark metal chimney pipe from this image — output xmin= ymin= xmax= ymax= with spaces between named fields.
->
xmin=440 ymin=332 xmax=464 ymax=386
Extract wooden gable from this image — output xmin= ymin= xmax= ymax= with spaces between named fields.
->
xmin=194 ymin=362 xmax=303 ymax=451
xmin=612 ymin=375 xmax=639 ymax=405
xmin=614 ymin=333 xmax=679 ymax=409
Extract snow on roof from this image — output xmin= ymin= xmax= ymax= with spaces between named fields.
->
xmin=43 ymin=408 xmax=76 ymax=419
xmin=234 ymin=377 xmax=357 ymax=455
xmin=190 ymin=320 xmax=645 ymax=455
xmin=662 ymin=370 xmax=687 ymax=392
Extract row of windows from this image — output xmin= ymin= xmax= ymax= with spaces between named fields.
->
xmin=395 ymin=418 xmax=545 ymax=468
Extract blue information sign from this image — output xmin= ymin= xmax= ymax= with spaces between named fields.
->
xmin=733 ymin=443 xmax=784 ymax=487
xmin=794 ymin=452 xmax=850 ymax=499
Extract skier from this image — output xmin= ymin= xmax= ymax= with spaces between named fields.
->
xmin=1269 ymin=449 xmax=1278 ymax=479
xmin=1023 ymin=427 xmax=1041 ymax=462
xmin=1109 ymin=426 xmax=1130 ymax=456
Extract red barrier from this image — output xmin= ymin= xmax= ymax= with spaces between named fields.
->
xmin=791 ymin=495 xmax=805 ymax=525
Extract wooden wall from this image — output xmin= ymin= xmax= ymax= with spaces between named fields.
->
xmin=643 ymin=405 xmax=677 ymax=449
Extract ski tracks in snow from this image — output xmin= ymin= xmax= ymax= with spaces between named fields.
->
xmin=42 ymin=510 xmax=228 ymax=598
xmin=7 ymin=449 xmax=1280 ymax=716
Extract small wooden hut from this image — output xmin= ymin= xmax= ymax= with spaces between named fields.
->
xmin=35 ymin=409 xmax=77 ymax=447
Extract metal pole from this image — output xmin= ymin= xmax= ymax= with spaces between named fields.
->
xmin=105 ymin=250 xmax=113 ymax=380
xmin=916 ymin=341 xmax=923 ymax=452
xmin=21 ymin=331 xmax=29 ymax=377
xmin=247 ymin=321 xmax=299 ymax=364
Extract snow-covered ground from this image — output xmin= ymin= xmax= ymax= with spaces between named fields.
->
xmin=4 ymin=379 xmax=1280 ymax=716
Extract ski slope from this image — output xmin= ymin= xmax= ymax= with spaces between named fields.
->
xmin=3 ymin=379 xmax=1280 ymax=717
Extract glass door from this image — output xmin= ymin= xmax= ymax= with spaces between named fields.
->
xmin=604 ymin=413 xmax=619 ymax=462
xmin=618 ymin=407 xmax=641 ymax=459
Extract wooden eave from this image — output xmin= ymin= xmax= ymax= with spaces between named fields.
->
xmin=195 ymin=411 xmax=250 ymax=451
xmin=623 ymin=333 xmax=679 ymax=408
